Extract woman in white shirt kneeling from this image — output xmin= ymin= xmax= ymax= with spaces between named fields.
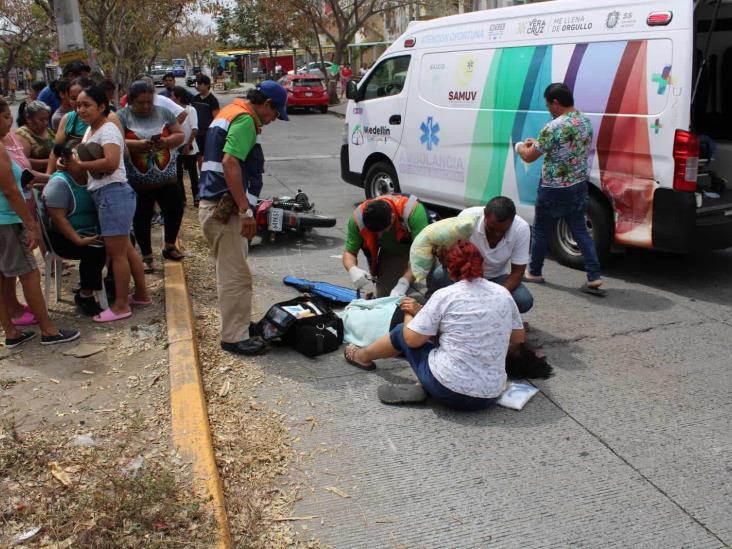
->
xmin=344 ymin=240 xmax=525 ymax=410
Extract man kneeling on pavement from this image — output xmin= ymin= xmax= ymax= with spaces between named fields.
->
xmin=416 ymin=196 xmax=534 ymax=314
xmin=343 ymin=194 xmax=429 ymax=298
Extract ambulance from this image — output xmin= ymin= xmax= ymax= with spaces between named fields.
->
xmin=341 ymin=0 xmax=732 ymax=267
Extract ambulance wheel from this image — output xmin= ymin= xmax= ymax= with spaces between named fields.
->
xmin=549 ymin=193 xmax=612 ymax=270
xmin=364 ymin=161 xmax=399 ymax=198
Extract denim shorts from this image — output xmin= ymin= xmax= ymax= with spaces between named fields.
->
xmin=389 ymin=324 xmax=498 ymax=411
xmin=92 ymin=182 xmax=136 ymax=237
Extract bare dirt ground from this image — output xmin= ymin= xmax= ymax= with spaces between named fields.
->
xmin=181 ymin=208 xmax=321 ymax=548
xmin=0 ymin=230 xmax=216 ymax=547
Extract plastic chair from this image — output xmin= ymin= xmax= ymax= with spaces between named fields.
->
xmin=32 ymin=187 xmax=109 ymax=310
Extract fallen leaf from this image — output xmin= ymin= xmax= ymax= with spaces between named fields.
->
xmin=326 ymin=486 xmax=350 ymax=498
xmin=49 ymin=378 xmax=60 ymax=384
xmin=12 ymin=526 xmax=42 ymax=545
xmin=63 ymin=344 xmax=106 ymax=358
xmin=219 ymin=380 xmax=231 ymax=397
xmin=49 ymin=462 xmax=71 ymax=486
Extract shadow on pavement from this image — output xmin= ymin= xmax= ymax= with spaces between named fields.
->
xmin=541 ymin=281 xmax=675 ymax=312
xmin=603 ymin=248 xmax=732 ymax=306
xmin=249 ymin=233 xmax=345 ymax=258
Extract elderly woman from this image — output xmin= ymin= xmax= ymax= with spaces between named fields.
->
xmin=15 ymin=100 xmax=55 ymax=172
xmin=117 ymin=80 xmax=185 ymax=271
xmin=344 ymin=241 xmax=525 ymax=410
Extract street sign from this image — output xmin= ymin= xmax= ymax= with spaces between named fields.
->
xmin=58 ymin=49 xmax=87 ymax=66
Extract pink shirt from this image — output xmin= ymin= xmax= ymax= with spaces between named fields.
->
xmin=2 ymin=132 xmax=32 ymax=171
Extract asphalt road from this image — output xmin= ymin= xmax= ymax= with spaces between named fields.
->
xmin=9 ymin=90 xmax=730 ymax=546
xmin=242 ymin=110 xmax=732 ymax=547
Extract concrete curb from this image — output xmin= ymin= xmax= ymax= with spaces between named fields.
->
xmin=164 ymin=257 xmax=232 ymax=548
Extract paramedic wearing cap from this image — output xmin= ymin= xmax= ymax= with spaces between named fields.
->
xmin=343 ymin=194 xmax=430 ymax=298
xmin=198 ymin=81 xmax=288 ymax=356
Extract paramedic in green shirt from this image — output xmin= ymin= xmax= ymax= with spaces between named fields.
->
xmin=343 ymin=194 xmax=429 ymax=298
xmin=198 ymin=81 xmax=288 ymax=356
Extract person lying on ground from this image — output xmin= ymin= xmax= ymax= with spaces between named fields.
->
xmin=43 ymin=142 xmax=107 ymax=316
xmin=344 ymin=240 xmax=525 ymax=410
xmin=343 ymin=194 xmax=429 ymax=298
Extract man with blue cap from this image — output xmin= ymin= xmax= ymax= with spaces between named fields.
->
xmin=198 ymin=80 xmax=288 ymax=356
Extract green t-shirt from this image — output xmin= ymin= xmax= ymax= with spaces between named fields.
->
xmin=345 ymin=202 xmax=429 ymax=256
xmin=223 ymin=113 xmax=259 ymax=161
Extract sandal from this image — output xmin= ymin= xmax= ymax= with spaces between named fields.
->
xmin=344 ymin=344 xmax=376 ymax=371
xmin=93 ymin=308 xmax=132 ymax=323
xmin=11 ymin=306 xmax=37 ymax=327
xmin=142 ymin=255 xmax=154 ymax=274
xmin=523 ymin=273 xmax=545 ymax=284
xmin=377 ymin=383 xmax=428 ymax=405
xmin=162 ymin=247 xmax=185 ymax=261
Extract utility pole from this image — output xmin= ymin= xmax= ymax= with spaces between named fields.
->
xmin=53 ymin=0 xmax=87 ymax=66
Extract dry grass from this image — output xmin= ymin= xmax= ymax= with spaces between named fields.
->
xmin=181 ymin=209 xmax=320 ymax=548
xmin=0 ymin=416 xmax=216 ymax=547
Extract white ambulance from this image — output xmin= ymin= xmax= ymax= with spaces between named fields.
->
xmin=341 ymin=0 xmax=732 ymax=267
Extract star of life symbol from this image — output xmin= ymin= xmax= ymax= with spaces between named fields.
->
xmin=420 ymin=117 xmax=440 ymax=151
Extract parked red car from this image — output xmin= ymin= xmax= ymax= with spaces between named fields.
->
xmin=280 ymin=74 xmax=329 ymax=113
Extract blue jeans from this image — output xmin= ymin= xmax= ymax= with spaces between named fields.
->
xmin=389 ymin=324 xmax=498 ymax=411
xmin=428 ymin=269 xmax=534 ymax=313
xmin=529 ymin=182 xmax=602 ymax=282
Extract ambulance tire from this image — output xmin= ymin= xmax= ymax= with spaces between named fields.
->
xmin=549 ymin=193 xmax=612 ymax=270
xmin=364 ymin=161 xmax=400 ymax=198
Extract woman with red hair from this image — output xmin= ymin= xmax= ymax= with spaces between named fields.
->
xmin=344 ymin=240 xmax=525 ymax=410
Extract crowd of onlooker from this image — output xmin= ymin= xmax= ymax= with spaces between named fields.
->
xmin=0 ymin=61 xmax=221 ymax=349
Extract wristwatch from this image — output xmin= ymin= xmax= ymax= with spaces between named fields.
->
xmin=239 ymin=208 xmax=254 ymax=218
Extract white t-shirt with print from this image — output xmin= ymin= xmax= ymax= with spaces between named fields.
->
xmin=409 ymin=278 xmax=523 ymax=398
xmin=180 ymin=105 xmax=199 ymax=155
xmin=82 ymin=121 xmax=127 ymax=192
xmin=459 ymin=207 xmax=531 ymax=279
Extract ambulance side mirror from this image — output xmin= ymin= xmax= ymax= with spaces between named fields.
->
xmin=346 ymin=80 xmax=359 ymax=102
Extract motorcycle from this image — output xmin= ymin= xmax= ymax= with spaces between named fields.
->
xmin=254 ymin=190 xmax=336 ymax=241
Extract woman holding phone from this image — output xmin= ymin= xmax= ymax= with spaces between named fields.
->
xmin=117 ymin=80 xmax=185 ymax=273
xmin=64 ymin=85 xmax=149 ymax=322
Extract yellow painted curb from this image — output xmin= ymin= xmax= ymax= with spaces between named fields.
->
xmin=165 ymin=257 xmax=232 ymax=548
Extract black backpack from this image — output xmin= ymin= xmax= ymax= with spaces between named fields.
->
xmin=251 ymin=296 xmax=343 ymax=357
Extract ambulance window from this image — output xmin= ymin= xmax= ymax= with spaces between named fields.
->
xmin=361 ymin=56 xmax=411 ymax=101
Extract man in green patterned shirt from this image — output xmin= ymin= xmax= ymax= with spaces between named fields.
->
xmin=516 ymin=83 xmax=603 ymax=294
